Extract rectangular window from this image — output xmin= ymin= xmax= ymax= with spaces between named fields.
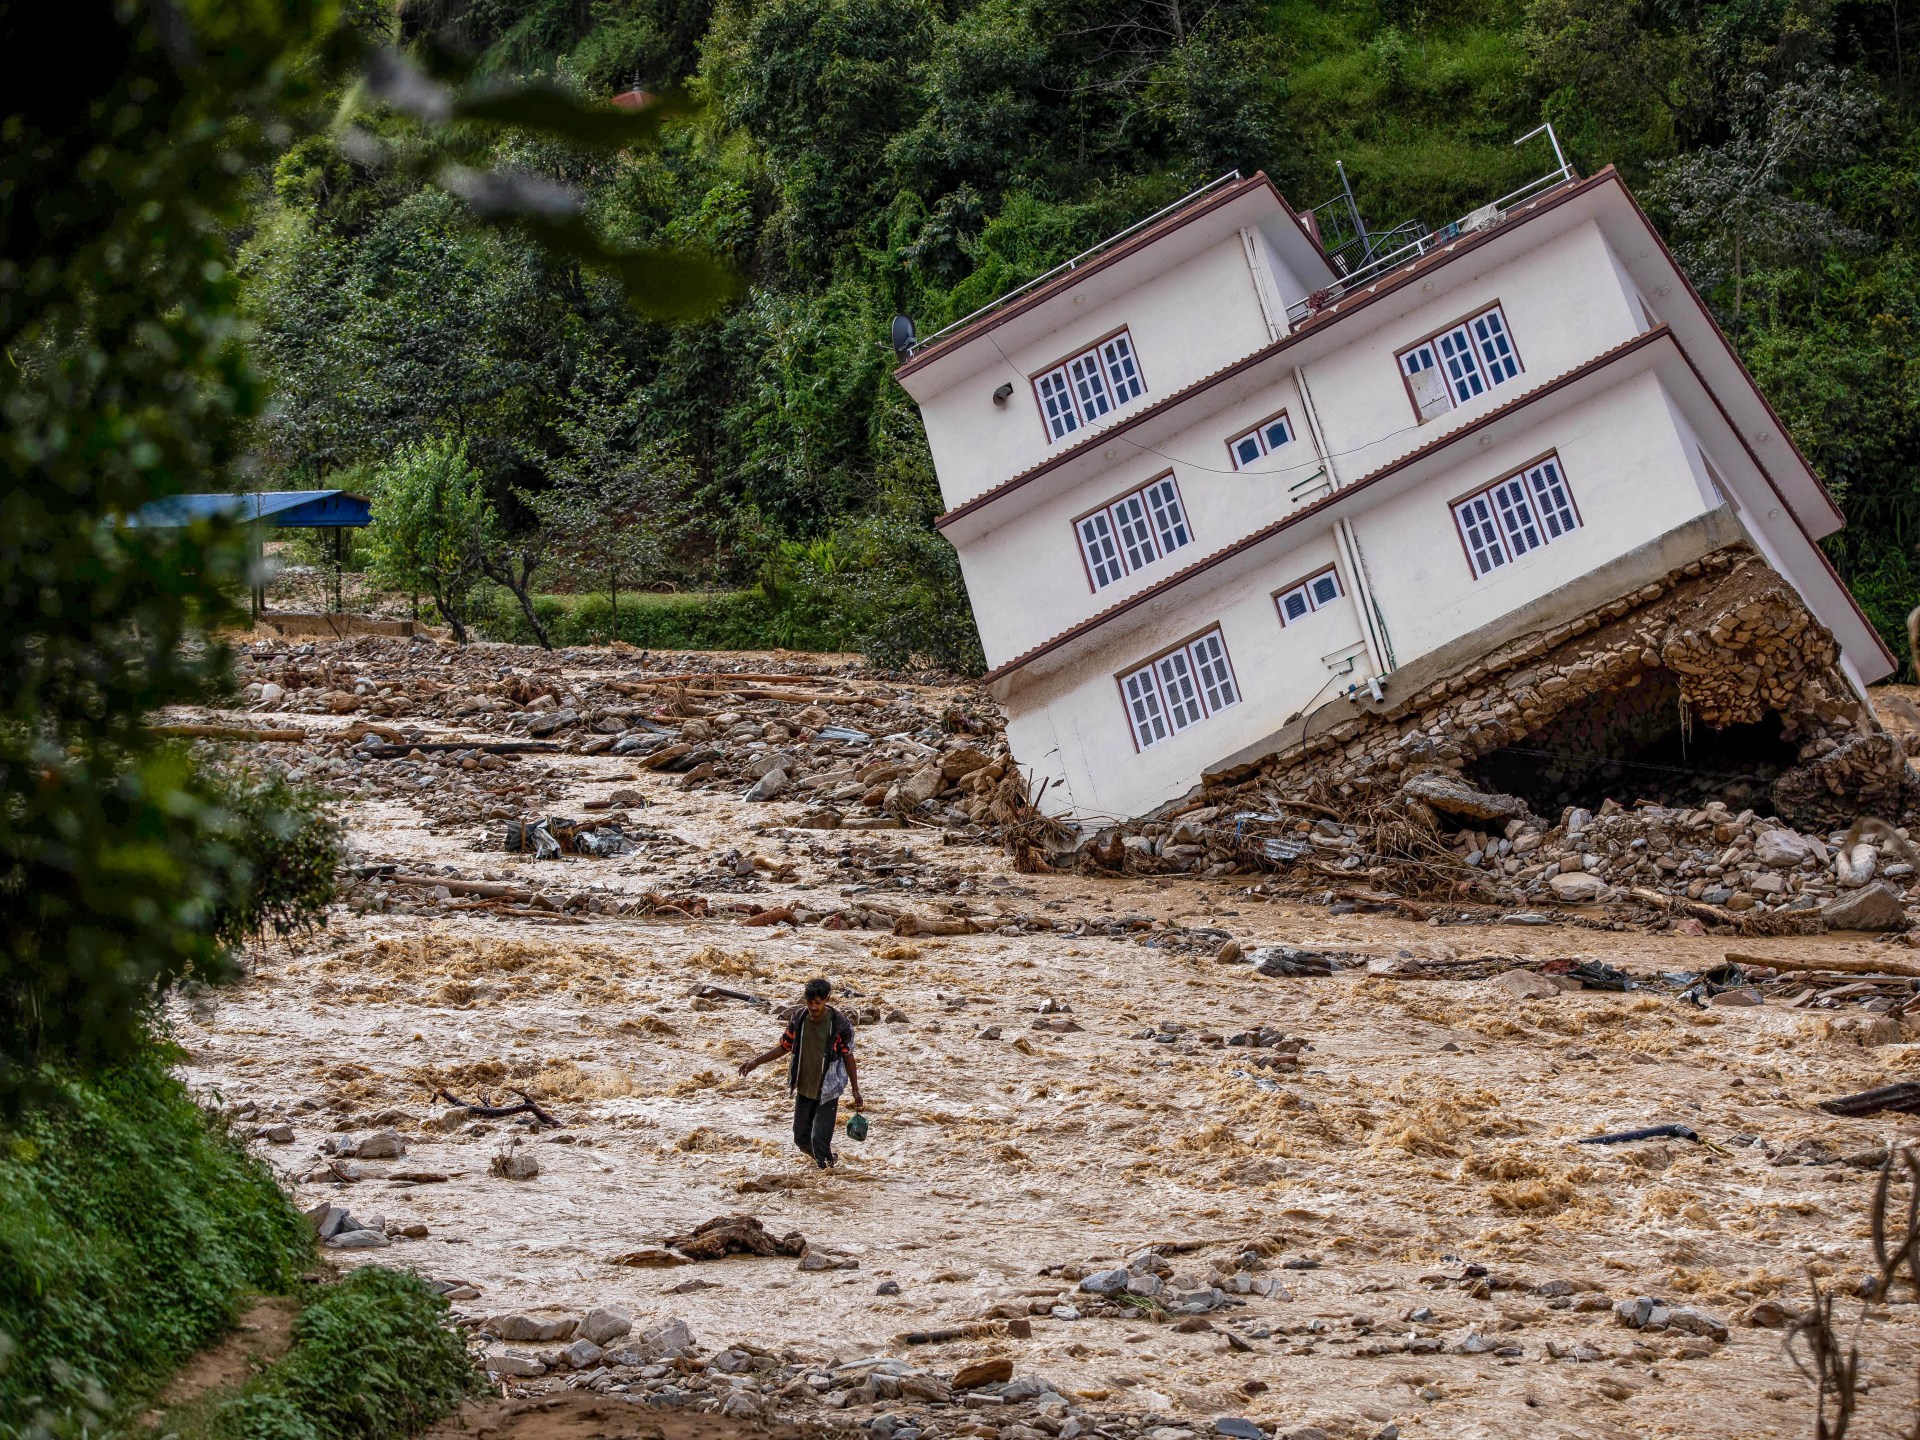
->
xmin=1074 ymin=474 xmax=1193 ymax=591
xmin=1274 ymin=567 xmax=1343 ymax=626
xmin=1452 ymin=454 xmax=1582 ymax=579
xmin=1399 ymin=304 xmax=1523 ymax=421
xmin=1075 ymin=510 xmax=1125 ymax=589
xmin=1226 ymin=411 xmax=1294 ymax=470
xmin=1034 ymin=329 xmax=1147 ymax=442
xmin=1119 ymin=627 xmax=1240 ymax=750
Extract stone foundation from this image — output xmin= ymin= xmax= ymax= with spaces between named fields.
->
xmin=1202 ymin=545 xmax=1917 ymax=830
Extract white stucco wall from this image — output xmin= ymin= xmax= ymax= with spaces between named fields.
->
xmin=1300 ymin=221 xmax=1645 ymax=484
xmin=1357 ymin=369 xmax=1712 ymax=662
xmin=951 ymin=218 xmax=1664 ymax=669
xmin=917 ymin=236 xmax=1273 ymax=512
xmin=1005 ymin=531 xmax=1364 ymax=820
xmin=955 ymin=371 xmax=1321 ymax=667
xmin=1006 ymin=368 xmax=1720 ymax=821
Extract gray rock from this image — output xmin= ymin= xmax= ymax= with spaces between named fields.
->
xmin=1820 ymin=882 xmax=1910 ymax=932
xmin=259 ymin=1123 xmax=295 ymax=1144
xmin=563 ymin=1339 xmax=604 ymax=1369
xmin=306 ymin=1202 xmax=349 ymax=1239
xmin=580 ymin=1306 xmax=632 ymax=1345
xmin=1547 ymin=871 xmax=1607 ymax=902
xmin=487 ymin=1353 xmax=546 ymax=1378
xmin=1708 ymin=986 xmax=1764 ymax=1007
xmin=1400 ymin=770 xmax=1528 ymax=823
xmin=1079 ymin=1267 xmax=1131 ymax=1295
xmin=876 ymin=1280 xmax=902 ymax=1296
xmin=799 ymin=1249 xmax=859 ymax=1271
xmin=346 ymin=1128 xmax=405 ymax=1160
xmin=524 ymin=707 xmax=580 ymax=738
xmin=1614 ymin=1296 xmax=1657 ymax=1329
xmin=635 ymin=1318 xmax=695 ymax=1359
xmin=1754 ymin=827 xmax=1814 ymax=867
xmin=1214 ymin=1420 xmax=1266 ymax=1440
xmin=484 ymin=1313 xmax=580 ymax=1343
xmin=326 ymin=1228 xmax=391 ymax=1249
xmin=1665 ymin=1307 xmax=1729 ymax=1341
xmin=1452 ymin=1332 xmax=1497 ymax=1354
xmin=1124 ymin=1273 xmax=1163 ymax=1298
xmin=744 ymin=768 xmax=790 ymax=802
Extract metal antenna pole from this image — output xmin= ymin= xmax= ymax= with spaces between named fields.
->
xmin=1335 ymin=159 xmax=1368 ymax=253
xmin=1514 ymin=122 xmax=1571 ymax=180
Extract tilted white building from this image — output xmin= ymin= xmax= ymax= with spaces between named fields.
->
xmin=894 ymin=160 xmax=1898 ymax=824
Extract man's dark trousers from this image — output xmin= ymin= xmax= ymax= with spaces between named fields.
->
xmin=792 ymin=1094 xmax=838 ymax=1167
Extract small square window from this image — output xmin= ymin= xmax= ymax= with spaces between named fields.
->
xmin=1274 ymin=567 xmax=1341 ymax=625
xmin=1227 ymin=410 xmax=1294 ymax=471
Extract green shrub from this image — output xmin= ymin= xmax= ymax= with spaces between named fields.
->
xmin=480 ymin=586 xmax=855 ymax=652
xmin=206 ymin=772 xmax=344 ymax=949
xmin=0 ymin=1058 xmax=313 ymax=1438
xmin=189 ymin=1268 xmax=478 ymax=1440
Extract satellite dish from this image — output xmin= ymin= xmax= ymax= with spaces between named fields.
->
xmin=891 ymin=314 xmax=916 ymax=360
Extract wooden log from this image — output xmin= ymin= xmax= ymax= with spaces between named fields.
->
xmin=1628 ymin=886 xmax=1741 ymax=927
xmin=384 ymin=873 xmax=534 ymax=901
xmin=362 ymin=741 xmax=557 ymax=758
xmin=612 ymin=673 xmax=838 ymax=689
xmin=1724 ymin=950 xmax=1920 ymax=980
xmin=153 ymin=723 xmax=307 ymax=742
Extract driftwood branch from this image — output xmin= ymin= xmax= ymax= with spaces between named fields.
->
xmin=435 ymin=1087 xmax=561 ymax=1127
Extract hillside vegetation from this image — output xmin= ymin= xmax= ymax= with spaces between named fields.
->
xmin=244 ymin=0 xmax=1920 ymax=666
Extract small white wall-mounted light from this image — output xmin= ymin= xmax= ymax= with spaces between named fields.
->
xmin=1102 ymin=448 xmax=1117 ymax=461
xmin=1422 ymin=279 xmax=1434 ymax=292
xmin=1073 ymin=294 xmax=1086 ymax=305
xmin=1478 ymin=434 xmax=1492 ymax=446
xmin=991 ymin=382 xmax=1014 ymax=406
xmin=1655 ymin=284 xmax=1671 ymax=297
xmin=1767 ymin=507 xmax=1782 ymax=519
xmin=1756 ymin=430 xmax=1772 ymax=443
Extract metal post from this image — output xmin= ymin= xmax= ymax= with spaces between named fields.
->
xmin=1515 ymin=122 xmax=1570 ymax=180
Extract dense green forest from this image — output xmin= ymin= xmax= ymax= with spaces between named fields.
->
xmin=242 ymin=0 xmax=1920 ymax=669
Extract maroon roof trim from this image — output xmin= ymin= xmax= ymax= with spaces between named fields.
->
xmin=935 ymin=169 xmax=1614 ymax=532
xmin=895 ymin=172 xmax=1323 ymax=381
xmin=981 ymin=325 xmax=1674 ymax=684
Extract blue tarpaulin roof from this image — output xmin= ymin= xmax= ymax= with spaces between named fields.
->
xmin=127 ymin=490 xmax=372 ymax=529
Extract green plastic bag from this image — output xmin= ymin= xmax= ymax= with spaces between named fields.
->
xmin=845 ymin=1110 xmax=869 ymax=1142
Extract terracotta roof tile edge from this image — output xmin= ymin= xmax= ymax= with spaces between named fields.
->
xmin=979 ymin=324 xmax=1674 ymax=684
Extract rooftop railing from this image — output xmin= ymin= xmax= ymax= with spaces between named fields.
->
xmin=906 ymin=172 xmax=1245 ymax=357
xmin=1283 ymin=125 xmax=1574 ymax=326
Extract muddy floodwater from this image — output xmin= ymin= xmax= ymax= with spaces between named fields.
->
xmin=172 ymin=669 xmax=1920 ymax=1440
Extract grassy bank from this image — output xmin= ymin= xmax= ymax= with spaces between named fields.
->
xmin=172 ymin=1267 xmax=477 ymax=1440
xmin=0 ymin=1056 xmax=474 ymax=1439
xmin=481 ymin=586 xmax=855 ymax=652
xmin=0 ymin=1056 xmax=311 ymax=1435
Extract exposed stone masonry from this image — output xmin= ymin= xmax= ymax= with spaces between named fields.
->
xmin=1206 ymin=545 xmax=1916 ymax=830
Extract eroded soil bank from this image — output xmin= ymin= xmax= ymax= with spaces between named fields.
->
xmin=171 ymin=641 xmax=1920 ymax=1440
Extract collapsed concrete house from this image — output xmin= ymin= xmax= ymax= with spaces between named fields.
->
xmin=894 ymin=151 xmax=1908 ymax=837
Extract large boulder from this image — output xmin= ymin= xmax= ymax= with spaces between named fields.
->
xmin=1820 ymin=882 xmax=1910 ymax=932
xmin=1400 ymin=770 xmax=1528 ymax=824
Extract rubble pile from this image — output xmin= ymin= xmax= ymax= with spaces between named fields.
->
xmin=1206 ymin=548 xmax=1914 ymax=830
xmin=1066 ymin=549 xmax=1920 ymax=933
xmin=223 ymin=636 xmax=1036 ymax=839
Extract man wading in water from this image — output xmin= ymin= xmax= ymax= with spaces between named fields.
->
xmin=738 ymin=978 xmax=864 ymax=1169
